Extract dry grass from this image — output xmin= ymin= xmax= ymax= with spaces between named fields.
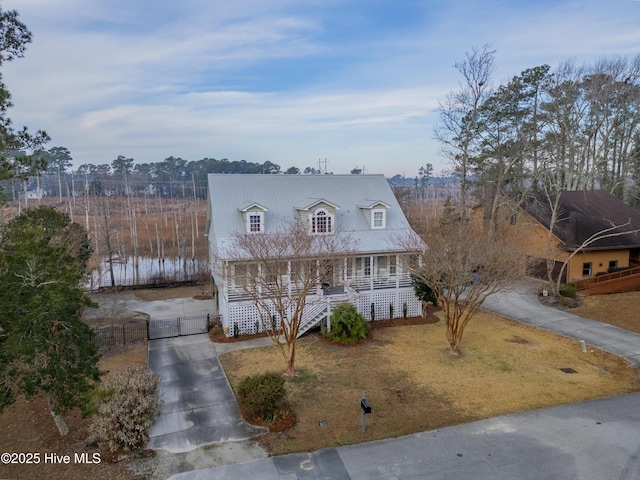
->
xmin=220 ymin=311 xmax=640 ymax=455
xmin=571 ymin=291 xmax=640 ymax=333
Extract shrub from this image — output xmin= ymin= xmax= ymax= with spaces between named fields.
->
xmin=89 ymin=366 xmax=161 ymax=454
xmin=403 ymin=302 xmax=408 ymax=318
xmin=237 ymin=372 xmax=286 ymax=421
xmin=370 ymin=302 xmax=376 ymax=321
xmin=323 ymin=304 xmax=369 ymax=345
xmin=559 ymin=283 xmax=576 ymax=298
xmin=389 ymin=302 xmax=394 ymax=319
xmin=412 ymin=277 xmax=438 ymax=306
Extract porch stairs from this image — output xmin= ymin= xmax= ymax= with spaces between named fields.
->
xmin=297 ymin=302 xmax=329 ymax=338
xmin=574 ymin=265 xmax=640 ymax=295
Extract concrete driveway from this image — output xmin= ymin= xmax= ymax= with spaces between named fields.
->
xmin=147 ymin=334 xmax=267 ymax=453
xmin=129 ymin=297 xmax=214 ymax=319
xmin=133 ymin=297 xmax=267 ymax=454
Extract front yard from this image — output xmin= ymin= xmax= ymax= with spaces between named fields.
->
xmin=220 ymin=310 xmax=640 ymax=455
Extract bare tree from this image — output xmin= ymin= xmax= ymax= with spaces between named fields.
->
xmin=434 ymin=44 xmax=495 ymax=215
xmin=219 ymin=220 xmax=356 ymax=375
xmin=406 ymin=222 xmax=519 ymax=356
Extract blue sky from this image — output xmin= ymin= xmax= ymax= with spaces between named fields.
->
xmin=4 ymin=0 xmax=640 ymax=177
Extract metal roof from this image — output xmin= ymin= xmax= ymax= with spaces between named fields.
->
xmin=207 ymin=174 xmax=423 ymax=259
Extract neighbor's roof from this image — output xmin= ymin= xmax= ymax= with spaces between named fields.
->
xmin=207 ymin=174 xmax=422 ymax=258
xmin=522 ymin=190 xmax=640 ymax=250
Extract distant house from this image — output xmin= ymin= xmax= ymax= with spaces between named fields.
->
xmin=496 ymin=190 xmax=640 ymax=283
xmin=205 ymin=174 xmax=424 ymax=337
xmin=25 ymin=188 xmax=45 ymax=200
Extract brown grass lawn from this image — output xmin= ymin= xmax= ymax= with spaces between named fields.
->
xmin=571 ymin=291 xmax=640 ymax=333
xmin=220 ymin=310 xmax=640 ymax=455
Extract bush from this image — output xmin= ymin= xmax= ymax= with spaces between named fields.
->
xmin=89 ymin=366 xmax=161 ymax=454
xmin=412 ymin=277 xmax=438 ymax=306
xmin=323 ymin=303 xmax=369 ymax=345
xmin=559 ymin=283 xmax=576 ymax=298
xmin=237 ymin=372 xmax=286 ymax=421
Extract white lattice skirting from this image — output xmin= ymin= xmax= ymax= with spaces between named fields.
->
xmin=223 ymin=288 xmax=420 ymax=336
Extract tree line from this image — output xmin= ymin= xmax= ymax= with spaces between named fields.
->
xmin=436 ymin=45 xmax=640 ymax=230
xmin=1 ymin=148 xmax=351 ymax=204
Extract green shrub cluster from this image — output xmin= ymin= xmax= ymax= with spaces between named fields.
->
xmin=323 ymin=304 xmax=369 ymax=344
xmin=559 ymin=283 xmax=576 ymax=298
xmin=88 ymin=366 xmax=161 ymax=454
xmin=237 ymin=372 xmax=286 ymax=421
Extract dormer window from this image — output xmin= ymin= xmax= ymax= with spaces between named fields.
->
xmin=311 ymin=209 xmax=334 ymax=234
xmin=248 ymin=212 xmax=263 ymax=233
xmin=358 ymin=200 xmax=390 ymax=230
xmin=372 ymin=209 xmax=386 ymax=229
xmin=238 ymin=202 xmax=268 ymax=233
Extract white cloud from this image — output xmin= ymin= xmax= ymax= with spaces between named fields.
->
xmin=2 ymin=0 xmax=640 ymax=176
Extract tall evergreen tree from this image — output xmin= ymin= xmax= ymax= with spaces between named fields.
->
xmin=0 ymin=207 xmax=100 ymax=435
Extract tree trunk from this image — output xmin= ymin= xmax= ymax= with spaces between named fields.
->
xmin=285 ymin=341 xmax=296 ymax=376
xmin=47 ymin=395 xmax=69 ymax=436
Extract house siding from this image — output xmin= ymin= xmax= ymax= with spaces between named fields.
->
xmin=488 ymin=199 xmax=635 ymax=283
xmin=567 ymin=249 xmax=630 ymax=282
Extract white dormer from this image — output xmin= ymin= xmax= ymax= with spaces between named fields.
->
xmin=295 ymin=198 xmax=340 ymax=234
xmin=358 ymin=200 xmax=390 ymax=229
xmin=238 ymin=202 xmax=268 ymax=233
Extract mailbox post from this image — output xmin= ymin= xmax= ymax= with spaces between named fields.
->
xmin=360 ymin=393 xmax=371 ymax=432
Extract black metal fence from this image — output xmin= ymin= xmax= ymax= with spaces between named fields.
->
xmin=92 ymin=314 xmax=215 ymax=347
xmin=92 ymin=323 xmax=148 ymax=348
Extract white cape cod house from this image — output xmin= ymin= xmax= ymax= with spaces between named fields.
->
xmin=206 ymin=174 xmax=424 ymax=337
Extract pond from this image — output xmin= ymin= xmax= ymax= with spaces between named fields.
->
xmin=86 ymin=255 xmax=209 ymax=290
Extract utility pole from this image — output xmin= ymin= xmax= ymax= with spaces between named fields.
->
xmin=317 ymin=158 xmax=329 ymax=174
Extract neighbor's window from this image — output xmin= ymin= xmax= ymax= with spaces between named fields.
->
xmin=582 ymin=262 xmax=592 ymax=277
xmin=609 ymin=260 xmax=618 ymax=270
xmin=311 ymin=209 xmax=333 ymax=234
xmin=372 ymin=209 xmax=386 ymax=229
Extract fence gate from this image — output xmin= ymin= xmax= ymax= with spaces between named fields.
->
xmin=148 ymin=314 xmax=211 ymax=340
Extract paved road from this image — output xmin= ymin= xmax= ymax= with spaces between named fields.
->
xmin=171 ymin=392 xmax=640 ymax=480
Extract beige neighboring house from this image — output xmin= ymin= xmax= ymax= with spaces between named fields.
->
xmin=491 ymin=190 xmax=640 ymax=287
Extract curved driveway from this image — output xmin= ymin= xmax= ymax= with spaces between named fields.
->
xmin=482 ymin=279 xmax=640 ymax=367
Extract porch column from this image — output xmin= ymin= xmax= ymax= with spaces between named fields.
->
xmin=370 ymin=255 xmax=374 ymax=290
xmin=395 ymin=254 xmax=400 ymax=289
